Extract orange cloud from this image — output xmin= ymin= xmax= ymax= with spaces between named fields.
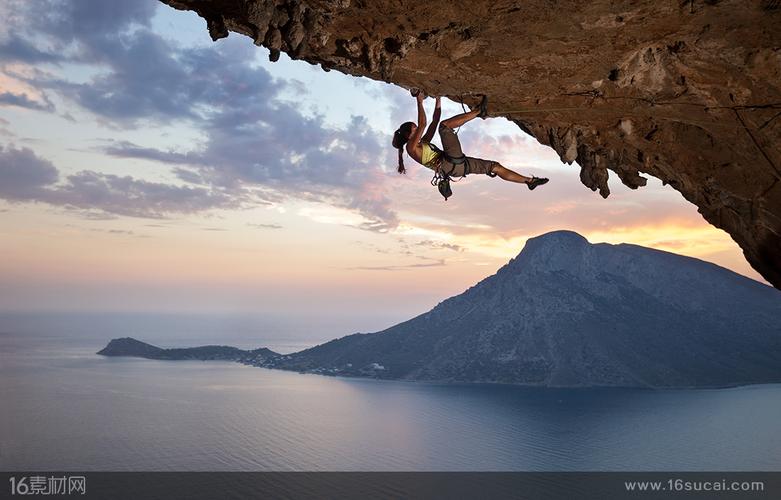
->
xmin=0 ymin=66 xmax=51 ymax=108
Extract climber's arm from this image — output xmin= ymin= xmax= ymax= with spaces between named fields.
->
xmin=421 ymin=96 xmax=441 ymax=143
xmin=408 ymin=92 xmax=426 ymax=147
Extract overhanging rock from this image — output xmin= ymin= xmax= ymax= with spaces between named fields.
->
xmin=159 ymin=0 xmax=781 ymax=289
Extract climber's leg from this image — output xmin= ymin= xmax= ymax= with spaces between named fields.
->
xmin=438 ymin=123 xmax=466 ymax=160
xmin=491 ymin=164 xmax=533 ymax=184
xmin=440 ymin=108 xmax=480 ymax=130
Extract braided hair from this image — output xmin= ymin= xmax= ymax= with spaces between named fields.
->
xmin=392 ymin=122 xmax=415 ymax=174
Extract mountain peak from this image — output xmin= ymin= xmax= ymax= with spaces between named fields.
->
xmin=509 ymin=230 xmax=592 ymax=273
xmin=97 ymin=337 xmax=163 ymax=357
xmin=528 ymin=230 xmax=589 ymax=246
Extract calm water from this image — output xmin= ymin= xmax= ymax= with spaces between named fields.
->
xmin=1 ymin=317 xmax=781 ymax=471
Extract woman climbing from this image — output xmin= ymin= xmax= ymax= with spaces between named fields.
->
xmin=392 ymin=91 xmax=549 ymax=193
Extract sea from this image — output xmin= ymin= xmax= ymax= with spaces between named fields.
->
xmin=1 ymin=312 xmax=780 ymax=472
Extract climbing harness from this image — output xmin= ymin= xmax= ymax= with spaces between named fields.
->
xmin=427 ymin=143 xmax=469 ymax=201
xmin=428 ymin=142 xmax=466 ymax=168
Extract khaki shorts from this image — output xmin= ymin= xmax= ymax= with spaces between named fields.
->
xmin=438 ymin=123 xmax=498 ymax=177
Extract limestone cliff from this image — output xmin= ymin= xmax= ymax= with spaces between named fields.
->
xmin=159 ymin=0 xmax=781 ymax=288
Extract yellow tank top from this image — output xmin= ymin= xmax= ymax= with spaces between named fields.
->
xmin=421 ymin=142 xmax=441 ymax=169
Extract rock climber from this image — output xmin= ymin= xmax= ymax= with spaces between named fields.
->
xmin=392 ymin=91 xmax=549 ymax=192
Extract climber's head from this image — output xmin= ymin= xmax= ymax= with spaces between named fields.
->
xmin=392 ymin=121 xmax=415 ymax=174
xmin=393 ymin=122 xmax=416 ymax=145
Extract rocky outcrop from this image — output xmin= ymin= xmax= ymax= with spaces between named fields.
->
xmin=98 ymin=337 xmax=281 ymax=362
xmin=158 ymin=0 xmax=781 ymax=288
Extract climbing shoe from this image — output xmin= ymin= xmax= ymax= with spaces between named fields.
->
xmin=478 ymin=95 xmax=488 ymax=119
xmin=527 ymin=176 xmax=549 ymax=190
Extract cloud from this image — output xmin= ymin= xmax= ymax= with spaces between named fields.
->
xmin=172 ymin=168 xmax=205 ymax=185
xmin=100 ymin=93 xmax=399 ymax=229
xmin=3 ymin=0 xmax=400 ymax=230
xmin=0 ymin=145 xmax=59 ymax=200
xmin=8 ymin=0 xmax=158 ymax=60
xmin=346 ymin=258 xmax=446 ymax=271
xmin=102 ymin=108 xmax=399 ymax=230
xmin=104 ymin=140 xmax=194 ymax=164
xmin=0 ymin=91 xmax=55 ymax=111
xmin=51 ymin=170 xmax=246 ymax=218
xmin=3 ymin=0 xmax=264 ymax=125
xmin=33 ymin=32 xmax=218 ymax=124
xmin=0 ymin=0 xmax=160 ymax=117
xmin=248 ymin=223 xmax=283 ymax=229
xmin=414 ymin=239 xmax=463 ymax=252
xmin=0 ymin=35 xmax=62 ymax=64
xmin=64 ymin=225 xmax=138 ymax=236
xmin=0 ymin=145 xmax=249 ymax=218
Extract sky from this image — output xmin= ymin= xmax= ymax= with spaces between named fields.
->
xmin=0 ymin=0 xmax=768 ymax=337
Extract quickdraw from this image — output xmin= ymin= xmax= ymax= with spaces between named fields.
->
xmin=431 ymin=169 xmax=453 ymax=201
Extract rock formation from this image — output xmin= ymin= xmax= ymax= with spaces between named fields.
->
xmin=159 ymin=0 xmax=781 ymax=288
xmin=102 ymin=231 xmax=781 ymax=388
xmin=267 ymin=230 xmax=781 ymax=388
xmin=98 ymin=337 xmax=280 ymax=362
